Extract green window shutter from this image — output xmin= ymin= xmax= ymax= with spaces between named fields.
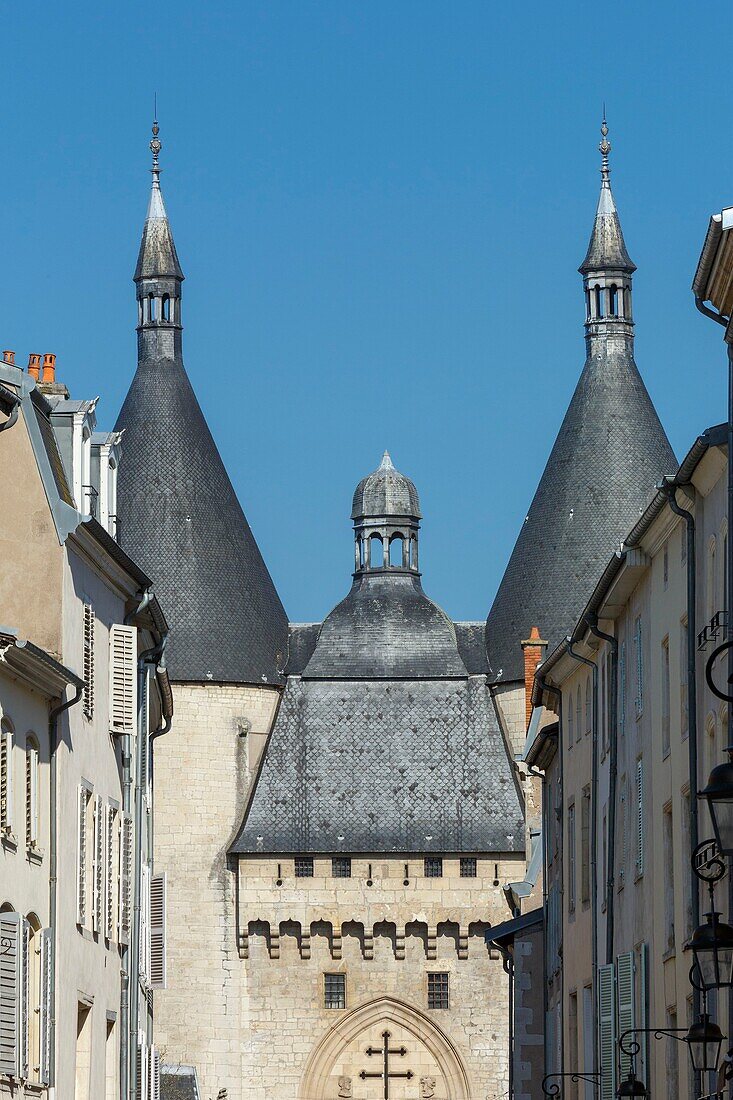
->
xmin=616 ymin=951 xmax=636 ymax=1078
xmin=597 ymin=962 xmax=616 ymax=1100
xmin=0 ymin=912 xmax=22 ymax=1078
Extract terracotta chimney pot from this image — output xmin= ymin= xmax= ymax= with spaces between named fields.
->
xmin=28 ymin=354 xmax=42 ymax=381
xmin=2 ymin=350 xmax=15 ymax=366
xmin=41 ymin=353 xmax=56 ymax=384
xmin=521 ymin=625 xmax=548 ymax=729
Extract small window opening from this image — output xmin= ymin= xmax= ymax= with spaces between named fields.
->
xmin=389 ymin=535 xmax=404 ymax=567
xmin=460 ymin=857 xmax=477 ymax=878
xmin=369 ymin=535 xmax=383 ymax=569
xmin=358 ymin=538 xmax=365 ymax=568
xmin=148 ymin=294 xmax=157 ymax=322
xmin=332 ymin=857 xmax=351 ymax=878
xmin=294 ymin=856 xmax=314 ymax=878
xmin=594 ymin=285 xmax=604 ymax=318
xmin=427 ymin=972 xmax=449 ymax=1009
xmin=324 ymin=972 xmax=346 ymax=1009
xmin=609 ymin=285 xmax=618 ymax=316
xmin=162 ymin=295 xmax=170 ymax=322
xmin=424 ymin=857 xmax=443 ymax=878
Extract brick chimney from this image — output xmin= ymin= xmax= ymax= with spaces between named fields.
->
xmin=521 ymin=626 xmax=548 ymax=729
xmin=2 ymin=351 xmax=15 ymax=366
xmin=28 ymin=353 xmax=42 ymax=381
xmin=41 ymin=353 xmax=56 ymax=384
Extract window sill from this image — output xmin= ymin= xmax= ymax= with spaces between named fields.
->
xmin=27 ymin=845 xmax=44 ymax=865
xmin=1 ymin=831 xmax=18 ymax=852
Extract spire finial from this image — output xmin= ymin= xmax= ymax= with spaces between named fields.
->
xmin=599 ymin=110 xmax=611 ymax=185
xmin=150 ymin=103 xmax=161 ymax=186
xmin=380 ymin=450 xmax=395 ymax=470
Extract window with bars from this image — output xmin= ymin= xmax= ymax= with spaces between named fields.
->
xmin=424 ymin=857 xmax=443 ymax=878
xmin=324 ymin=973 xmax=346 ymax=1009
xmin=82 ymin=602 xmax=95 ymax=721
xmin=460 ymin=858 xmax=477 ymax=878
xmin=294 ymin=857 xmax=314 ymax=878
xmin=331 ymin=857 xmax=351 ymax=878
xmin=427 ymin=972 xmax=449 ymax=1009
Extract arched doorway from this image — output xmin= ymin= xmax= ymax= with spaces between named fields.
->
xmin=299 ymin=996 xmax=470 ymax=1100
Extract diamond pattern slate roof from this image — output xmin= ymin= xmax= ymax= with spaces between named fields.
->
xmin=579 ymin=179 xmax=636 ymax=274
xmin=232 ymin=675 xmax=524 ymax=854
xmin=115 ymin=355 xmax=288 ymax=683
xmin=485 ymin=344 xmax=676 ymax=682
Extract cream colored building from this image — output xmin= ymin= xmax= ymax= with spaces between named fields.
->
xmin=0 ymin=351 xmax=172 ymax=1100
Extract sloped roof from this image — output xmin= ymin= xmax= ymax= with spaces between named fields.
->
xmin=231 ymin=675 xmax=524 ymax=854
xmin=579 ymin=178 xmax=635 ymax=274
xmin=115 ymin=355 xmax=288 ymax=684
xmin=134 ymin=179 xmax=184 ymax=281
xmin=485 ymin=346 xmax=676 ymax=682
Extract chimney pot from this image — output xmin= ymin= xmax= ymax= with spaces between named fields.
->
xmin=28 ymin=353 xmax=42 ymax=381
xmin=41 ymin=353 xmax=56 ymax=384
xmin=2 ymin=350 xmax=15 ymax=366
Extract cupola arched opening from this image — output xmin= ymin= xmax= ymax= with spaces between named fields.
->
xmin=594 ymin=285 xmax=604 ymax=318
xmin=609 ymin=284 xmax=618 ymax=316
xmin=369 ymin=534 xmax=383 ymax=569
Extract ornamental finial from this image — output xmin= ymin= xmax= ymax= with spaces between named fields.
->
xmin=599 ymin=110 xmax=611 ymax=184
xmin=150 ymin=101 xmax=161 ymax=182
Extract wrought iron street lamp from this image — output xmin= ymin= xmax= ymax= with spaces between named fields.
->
xmin=699 ymin=752 xmax=733 ymax=857
xmin=615 ymin=1070 xmax=647 ymax=1098
xmin=686 ymin=1013 xmax=726 ymax=1075
xmin=685 ymin=839 xmax=733 ymax=991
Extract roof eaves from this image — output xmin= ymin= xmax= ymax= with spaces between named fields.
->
xmin=486 ymin=907 xmax=543 ymax=950
xmin=0 ymin=628 xmax=84 ymax=695
xmin=692 ymin=214 xmax=723 ymax=298
xmin=83 ymin=517 xmax=153 ymax=589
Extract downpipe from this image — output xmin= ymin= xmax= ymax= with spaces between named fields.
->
xmin=536 ymin=674 xmax=563 ymax=1081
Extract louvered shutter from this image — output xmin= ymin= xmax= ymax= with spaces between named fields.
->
xmin=636 ymin=759 xmax=644 ymax=876
xmin=0 ymin=912 xmax=21 ymax=1077
xmin=119 ymin=813 xmax=133 ymax=945
xmin=616 ymin=951 xmax=635 ymax=1077
xmin=77 ymin=785 xmax=89 ymax=927
xmin=18 ymin=918 xmax=29 ymax=1081
xmin=597 ymin=963 xmax=616 ymax=1100
xmin=634 ymin=618 xmax=643 ymax=717
xmin=93 ymin=796 xmax=104 ymax=933
xmin=136 ymin=1037 xmax=149 ymax=1100
xmin=39 ymin=928 xmax=52 ymax=1085
xmin=109 ymin=625 xmax=137 ymax=736
xmin=637 ymin=943 xmax=648 ymax=1087
xmin=150 ymin=873 xmax=167 ymax=989
xmin=619 ymin=643 xmax=626 ymax=737
xmin=83 ymin=603 xmax=95 ymax=720
xmin=149 ymin=1044 xmax=160 ymax=1100
xmin=1 ymin=724 xmax=12 ymax=833
xmin=139 ymin=865 xmax=150 ymax=986
xmin=105 ymin=806 xmax=117 ymax=940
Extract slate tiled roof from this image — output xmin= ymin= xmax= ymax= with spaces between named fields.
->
xmin=231 ymin=675 xmax=524 ymax=854
xmin=485 ymin=345 xmax=676 ymax=682
xmin=579 ymin=179 xmax=635 ymax=274
xmin=161 ymin=1066 xmax=200 ymax=1100
xmin=302 ymin=573 xmax=467 ymax=680
xmin=352 ymin=450 xmax=421 ymax=519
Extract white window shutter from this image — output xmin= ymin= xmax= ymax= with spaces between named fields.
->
xmin=39 ymin=928 xmax=52 ymax=1085
xmin=136 ymin=1037 xmax=149 ymax=1100
xmin=616 ymin=951 xmax=636 ymax=1077
xmin=77 ymin=785 xmax=88 ymax=927
xmin=119 ymin=813 xmax=133 ymax=945
xmin=106 ymin=806 xmax=117 ymax=940
xmin=109 ymin=625 xmax=138 ymax=736
xmin=149 ymin=1044 xmax=160 ymax=1100
xmin=1 ymin=724 xmax=13 ymax=834
xmin=597 ymin=962 xmax=616 ymax=1100
xmin=83 ymin=602 xmax=95 ymax=721
xmin=139 ymin=865 xmax=150 ymax=986
xmin=0 ymin=912 xmax=22 ymax=1077
xmin=93 ymin=796 xmax=104 ymax=933
xmin=18 ymin=917 xmax=29 ymax=1081
xmin=150 ymin=873 xmax=167 ymax=989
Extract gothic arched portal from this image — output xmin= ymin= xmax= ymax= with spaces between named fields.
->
xmin=299 ymin=996 xmax=471 ymax=1100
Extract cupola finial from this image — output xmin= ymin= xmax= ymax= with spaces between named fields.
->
xmin=599 ymin=109 xmax=611 ymax=186
xmin=150 ymin=101 xmax=162 ymax=187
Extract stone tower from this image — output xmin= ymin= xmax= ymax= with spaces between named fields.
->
xmin=486 ymin=119 xmax=676 ymax=746
xmin=114 ymin=124 xmax=290 ymax=1096
xmin=231 ymin=452 xmax=525 ymax=1100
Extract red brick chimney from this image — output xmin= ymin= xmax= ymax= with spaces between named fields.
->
xmin=41 ymin=353 xmax=56 ymax=384
xmin=27 ymin=353 xmax=41 ymax=381
xmin=521 ymin=626 xmax=548 ymax=729
xmin=2 ymin=350 xmax=15 ymax=366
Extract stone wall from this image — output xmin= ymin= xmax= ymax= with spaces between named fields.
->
xmin=512 ymin=922 xmax=545 ymax=1100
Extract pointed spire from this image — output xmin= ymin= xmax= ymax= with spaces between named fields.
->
xmin=380 ymin=450 xmax=395 ymax=470
xmin=579 ymin=114 xmax=635 ymax=274
xmin=134 ymin=114 xmax=184 ymax=282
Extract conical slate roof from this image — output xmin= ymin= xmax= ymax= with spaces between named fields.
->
xmin=485 ymin=346 xmax=675 ymax=683
xmin=579 ymin=177 xmax=635 ymax=274
xmin=133 ymin=172 xmax=184 ymax=281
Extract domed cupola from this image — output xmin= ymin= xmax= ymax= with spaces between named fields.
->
xmin=351 ymin=451 xmax=422 ymax=573
xmin=302 ymin=453 xmax=467 ymax=680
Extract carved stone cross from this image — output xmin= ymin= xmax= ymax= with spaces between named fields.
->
xmin=358 ymin=1030 xmax=414 ymax=1100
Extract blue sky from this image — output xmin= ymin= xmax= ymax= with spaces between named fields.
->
xmin=1 ymin=2 xmax=730 ymax=621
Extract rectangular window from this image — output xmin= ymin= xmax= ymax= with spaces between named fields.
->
xmin=324 ymin=973 xmax=346 ymax=1009
xmin=679 ymin=618 xmax=688 ymax=739
xmin=460 ymin=857 xmax=477 ymax=877
xmin=663 ymin=805 xmax=674 ymax=952
xmin=636 ymin=758 xmax=644 ymax=877
xmin=109 ymin=625 xmax=138 ymax=736
xmin=567 ymin=802 xmax=576 ymax=914
xmin=424 ymin=857 xmax=443 ymax=878
xmin=581 ymin=788 xmax=591 ymax=905
xmin=598 ymin=964 xmax=617 ymax=1100
xmin=617 ymin=779 xmax=627 ymax=888
xmin=295 ymin=857 xmax=314 ymax=878
xmin=331 ymin=857 xmax=351 ymax=878
xmin=82 ymin=602 xmax=95 ymax=721
xmin=661 ymin=637 xmax=670 ymax=757
xmin=634 ymin=616 xmax=643 ymax=718
xmin=427 ymin=972 xmax=449 ymax=1009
